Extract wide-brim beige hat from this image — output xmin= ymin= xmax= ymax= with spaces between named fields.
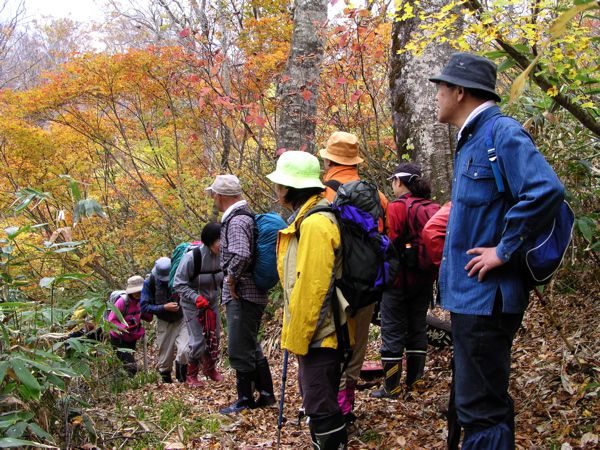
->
xmin=319 ymin=131 xmax=364 ymax=165
xmin=125 ymin=275 xmax=144 ymax=294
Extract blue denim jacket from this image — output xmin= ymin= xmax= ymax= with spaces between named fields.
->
xmin=439 ymin=106 xmax=564 ymax=315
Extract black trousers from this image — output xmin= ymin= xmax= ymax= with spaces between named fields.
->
xmin=298 ymin=347 xmax=341 ymax=419
xmin=110 ymin=337 xmax=138 ymax=376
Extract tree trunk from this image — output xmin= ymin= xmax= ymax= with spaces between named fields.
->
xmin=389 ymin=2 xmax=459 ymax=202
xmin=276 ymin=0 xmax=328 ymax=154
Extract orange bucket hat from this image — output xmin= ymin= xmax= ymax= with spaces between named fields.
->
xmin=319 ymin=131 xmax=364 ymax=165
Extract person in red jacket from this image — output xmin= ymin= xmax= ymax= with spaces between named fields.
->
xmin=422 ymin=202 xmax=451 ymax=267
xmin=371 ymin=162 xmax=438 ymax=398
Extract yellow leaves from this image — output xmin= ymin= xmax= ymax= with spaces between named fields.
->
xmin=395 ymin=2 xmax=415 ymax=21
xmin=546 ymin=86 xmax=559 ymax=97
xmin=509 ymin=55 xmax=540 ymax=104
xmin=550 ymin=1 xmax=599 ymax=39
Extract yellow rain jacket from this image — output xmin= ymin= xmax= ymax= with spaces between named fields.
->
xmin=277 ymin=194 xmax=354 ymax=356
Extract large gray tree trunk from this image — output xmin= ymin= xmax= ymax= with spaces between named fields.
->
xmin=276 ymin=0 xmax=328 ymax=154
xmin=389 ymin=3 xmax=459 ymax=202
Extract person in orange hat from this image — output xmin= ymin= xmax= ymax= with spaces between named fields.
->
xmin=319 ymin=131 xmax=388 ymax=427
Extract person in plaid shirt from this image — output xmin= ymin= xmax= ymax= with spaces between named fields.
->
xmin=205 ymin=174 xmax=275 ymax=414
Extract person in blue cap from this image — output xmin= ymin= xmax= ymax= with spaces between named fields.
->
xmin=429 ymin=53 xmax=564 ymax=449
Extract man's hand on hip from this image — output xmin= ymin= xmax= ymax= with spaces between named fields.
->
xmin=465 ymin=247 xmax=505 ymax=282
xmin=227 ymin=276 xmax=239 ymax=300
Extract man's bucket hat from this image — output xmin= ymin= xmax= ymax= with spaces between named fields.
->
xmin=319 ymin=131 xmax=364 ymax=165
xmin=151 ymin=257 xmax=171 ymax=282
xmin=205 ymin=174 xmax=243 ymax=196
xmin=266 ymin=151 xmax=325 ymax=190
xmin=125 ymin=275 xmax=145 ymax=294
xmin=429 ymin=52 xmax=501 ymax=102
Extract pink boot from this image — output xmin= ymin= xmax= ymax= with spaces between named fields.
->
xmin=185 ymin=362 xmax=204 ymax=387
xmin=201 ymin=353 xmax=224 ymax=382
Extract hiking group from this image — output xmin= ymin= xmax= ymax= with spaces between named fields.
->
xmin=106 ymin=53 xmax=568 ymax=449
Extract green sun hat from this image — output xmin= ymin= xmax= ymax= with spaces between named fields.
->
xmin=266 ymin=151 xmax=325 ymax=189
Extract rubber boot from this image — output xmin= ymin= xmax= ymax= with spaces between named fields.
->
xmin=201 ymin=353 xmax=224 ymax=382
xmin=175 ymin=362 xmax=187 ymax=383
xmin=160 ymin=370 xmax=173 ymax=383
xmin=219 ymin=371 xmax=256 ymax=414
xmin=185 ymin=361 xmax=204 ymax=387
xmin=309 ymin=413 xmax=348 ymax=450
xmin=405 ymin=350 xmax=426 ymax=391
xmin=254 ymin=358 xmax=276 ymax=407
xmin=370 ymin=356 xmax=402 ymax=398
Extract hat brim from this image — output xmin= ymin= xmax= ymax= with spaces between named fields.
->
xmin=204 ymin=186 xmax=242 ymax=196
xmin=319 ymin=148 xmax=364 ymax=165
xmin=151 ymin=268 xmax=169 ymax=282
xmin=429 ymin=74 xmax=501 ymax=102
xmin=125 ymin=286 xmax=143 ymax=294
xmin=266 ymin=171 xmax=325 ymax=190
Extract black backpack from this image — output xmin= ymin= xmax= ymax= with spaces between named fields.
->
xmin=310 ymin=180 xmax=397 ymax=315
xmin=306 ymin=180 xmax=399 ymax=368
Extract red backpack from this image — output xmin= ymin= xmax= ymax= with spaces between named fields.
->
xmin=393 ymin=197 xmax=441 ymax=273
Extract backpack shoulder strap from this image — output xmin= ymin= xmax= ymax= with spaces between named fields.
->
xmin=222 ymin=208 xmax=255 ymax=247
xmin=191 ymin=245 xmax=221 ymax=276
xmin=192 ymin=246 xmax=203 ymax=279
xmin=324 ymin=179 xmax=342 ymax=192
xmin=121 ymin=294 xmax=130 ymax=315
xmin=484 ymin=115 xmax=506 ymax=193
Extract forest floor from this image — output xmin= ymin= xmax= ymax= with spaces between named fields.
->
xmin=84 ymin=278 xmax=599 ymax=450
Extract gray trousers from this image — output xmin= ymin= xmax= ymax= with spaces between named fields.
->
xmin=181 ymin=297 xmax=220 ymax=363
xmin=225 ymin=299 xmax=265 ymax=373
xmin=155 ymin=318 xmax=189 ymax=372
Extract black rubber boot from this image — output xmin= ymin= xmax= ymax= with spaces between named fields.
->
xmin=219 ymin=371 xmax=256 ymax=414
xmin=309 ymin=413 xmax=348 ymax=450
xmin=160 ymin=370 xmax=173 ymax=383
xmin=254 ymin=358 xmax=276 ymax=407
xmin=175 ymin=362 xmax=187 ymax=383
xmin=370 ymin=356 xmax=402 ymax=399
xmin=405 ymin=350 xmax=426 ymax=389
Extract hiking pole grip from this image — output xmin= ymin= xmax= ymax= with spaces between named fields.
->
xmin=276 ymin=349 xmax=289 ymax=450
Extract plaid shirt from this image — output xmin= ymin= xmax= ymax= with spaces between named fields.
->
xmin=221 ymin=203 xmax=269 ymax=305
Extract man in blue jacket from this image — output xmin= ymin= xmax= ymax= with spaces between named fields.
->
xmin=429 ymin=53 xmax=564 ymax=449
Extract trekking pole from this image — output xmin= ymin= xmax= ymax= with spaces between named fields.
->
xmin=142 ymin=333 xmax=148 ymax=373
xmin=276 ymin=349 xmax=289 ymax=450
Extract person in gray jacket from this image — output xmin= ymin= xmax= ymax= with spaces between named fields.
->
xmin=174 ymin=222 xmax=224 ymax=386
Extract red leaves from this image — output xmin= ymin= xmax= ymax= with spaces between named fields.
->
xmin=350 ymin=89 xmax=362 ymax=102
xmin=179 ymin=28 xmax=191 ymax=38
xmin=301 ymin=89 xmax=313 ymax=101
xmin=245 ymin=114 xmax=267 ymax=128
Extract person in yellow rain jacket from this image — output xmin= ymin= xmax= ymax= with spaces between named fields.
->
xmin=267 ymin=150 xmax=353 ymax=450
